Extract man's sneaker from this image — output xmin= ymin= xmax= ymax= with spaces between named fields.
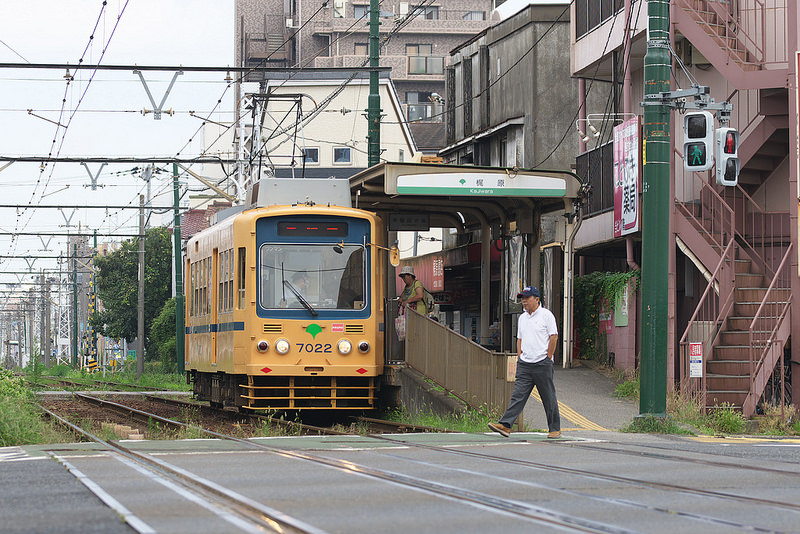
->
xmin=488 ymin=422 xmax=511 ymax=437
xmin=547 ymin=430 xmax=562 ymax=439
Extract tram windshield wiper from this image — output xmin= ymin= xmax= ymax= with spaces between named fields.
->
xmin=283 ymin=280 xmax=318 ymax=316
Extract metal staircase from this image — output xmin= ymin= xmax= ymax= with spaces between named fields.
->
xmin=673 ymin=0 xmax=789 ymax=90
xmin=676 ymin=175 xmax=791 ymax=416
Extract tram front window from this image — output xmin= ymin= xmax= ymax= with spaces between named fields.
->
xmin=259 ymin=243 xmax=366 ymax=311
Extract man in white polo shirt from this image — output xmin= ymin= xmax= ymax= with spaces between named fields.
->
xmin=488 ymin=285 xmax=561 ymax=438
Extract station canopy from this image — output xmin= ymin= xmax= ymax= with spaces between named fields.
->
xmin=348 ymin=162 xmax=583 ymax=231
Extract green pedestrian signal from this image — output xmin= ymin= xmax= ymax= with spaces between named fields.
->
xmin=683 ymin=111 xmax=714 ymax=172
xmin=686 ymin=142 xmax=706 ymax=167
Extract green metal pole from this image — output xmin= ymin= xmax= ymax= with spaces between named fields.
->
xmin=173 ymin=163 xmax=185 ymax=374
xmin=90 ymin=231 xmax=97 ymax=361
xmin=367 ymin=0 xmax=381 ymax=166
xmin=639 ymin=0 xmax=671 ymax=416
xmin=72 ymin=243 xmax=78 ymax=367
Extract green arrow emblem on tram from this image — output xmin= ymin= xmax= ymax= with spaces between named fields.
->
xmin=305 ymin=323 xmax=323 ymax=338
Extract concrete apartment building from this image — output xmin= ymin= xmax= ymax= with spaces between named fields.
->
xmin=235 ymin=0 xmax=493 ymax=134
xmin=572 ymin=0 xmax=798 ymax=415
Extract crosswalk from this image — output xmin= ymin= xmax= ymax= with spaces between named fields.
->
xmin=0 ymin=446 xmax=36 ymax=462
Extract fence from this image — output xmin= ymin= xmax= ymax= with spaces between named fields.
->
xmin=388 ymin=305 xmax=515 ymax=415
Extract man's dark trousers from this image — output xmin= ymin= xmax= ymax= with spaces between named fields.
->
xmin=499 ymin=359 xmax=560 ymax=432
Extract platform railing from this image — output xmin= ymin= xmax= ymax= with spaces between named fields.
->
xmin=403 ymin=308 xmax=515 ymax=414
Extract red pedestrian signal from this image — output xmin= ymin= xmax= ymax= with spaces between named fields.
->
xmin=715 ymin=128 xmax=739 ymax=186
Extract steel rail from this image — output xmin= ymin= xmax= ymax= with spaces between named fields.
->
xmin=40 ymin=406 xmax=323 ymax=534
xmin=68 ymin=395 xmax=631 ymax=532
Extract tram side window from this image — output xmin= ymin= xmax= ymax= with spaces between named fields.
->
xmin=192 ymin=262 xmax=197 ymax=317
xmin=218 ymin=251 xmax=225 ymax=313
xmin=237 ymin=248 xmax=246 ymax=309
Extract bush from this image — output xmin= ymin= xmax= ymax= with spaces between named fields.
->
xmin=622 ymin=415 xmax=690 ymax=434
xmin=150 ymin=298 xmax=177 ymax=373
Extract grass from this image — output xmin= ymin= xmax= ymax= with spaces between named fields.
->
xmin=613 ymin=370 xmax=640 ymax=400
xmin=384 ymin=405 xmax=501 ymax=433
xmin=23 ymin=361 xmax=190 ymax=391
xmin=622 ymin=415 xmax=692 ymax=434
xmin=0 ymin=370 xmax=74 ymax=446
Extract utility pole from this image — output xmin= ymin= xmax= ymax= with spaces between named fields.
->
xmin=72 ymin=243 xmax=78 ymax=367
xmin=173 ymin=163 xmax=185 ymax=374
xmin=137 ymin=194 xmax=145 ymax=380
xmin=367 ymin=0 xmax=381 ymax=166
xmin=639 ymin=0 xmax=671 ymax=416
xmin=45 ymin=277 xmax=51 ymax=368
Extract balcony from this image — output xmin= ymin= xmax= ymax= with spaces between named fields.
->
xmin=313 ymin=54 xmax=446 ymax=81
xmin=311 ymin=8 xmax=489 ymax=35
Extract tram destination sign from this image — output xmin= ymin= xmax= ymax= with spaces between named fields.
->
xmin=395 ymin=172 xmax=567 ymax=197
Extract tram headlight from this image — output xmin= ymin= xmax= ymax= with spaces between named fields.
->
xmin=256 ymin=340 xmax=269 ymax=352
xmin=337 ymin=339 xmax=352 ymax=355
xmin=275 ymin=338 xmax=290 ymax=354
xmin=358 ymin=341 xmax=370 ymax=353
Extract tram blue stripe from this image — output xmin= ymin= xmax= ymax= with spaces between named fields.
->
xmin=186 ymin=322 xmax=245 ymax=335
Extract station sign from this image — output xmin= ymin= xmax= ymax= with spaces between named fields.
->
xmin=396 ymin=172 xmax=567 ymax=197
xmin=389 ymin=213 xmax=430 ymax=231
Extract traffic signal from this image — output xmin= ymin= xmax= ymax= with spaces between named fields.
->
xmin=683 ymin=111 xmax=714 ymax=171
xmin=715 ymin=127 xmax=740 ymax=186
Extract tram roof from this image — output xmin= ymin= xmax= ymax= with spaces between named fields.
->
xmin=348 ymin=162 xmax=583 ymax=231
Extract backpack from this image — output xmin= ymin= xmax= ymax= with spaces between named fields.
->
xmin=422 ymin=287 xmax=436 ymax=313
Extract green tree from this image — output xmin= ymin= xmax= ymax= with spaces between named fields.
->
xmin=150 ymin=298 xmax=176 ymax=372
xmin=90 ymin=227 xmax=172 ymax=358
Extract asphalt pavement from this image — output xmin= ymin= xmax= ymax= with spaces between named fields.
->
xmin=516 ymin=358 xmax=640 ymax=434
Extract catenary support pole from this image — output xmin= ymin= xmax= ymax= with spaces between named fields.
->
xmin=137 ymin=195 xmax=145 ymax=380
xmin=367 ymin=0 xmax=381 ymax=166
xmin=173 ymin=164 xmax=185 ymax=374
xmin=72 ymin=244 xmax=78 ymax=367
xmin=639 ymin=0 xmax=670 ymax=416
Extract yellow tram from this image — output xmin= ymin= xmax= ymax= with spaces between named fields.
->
xmin=185 ymin=179 xmax=387 ymax=410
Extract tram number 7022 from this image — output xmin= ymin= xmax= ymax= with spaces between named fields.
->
xmin=296 ymin=343 xmax=333 ymax=353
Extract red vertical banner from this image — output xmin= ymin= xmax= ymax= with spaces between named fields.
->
xmin=431 ymin=255 xmax=444 ymax=291
xmin=613 ymin=117 xmax=641 ymax=237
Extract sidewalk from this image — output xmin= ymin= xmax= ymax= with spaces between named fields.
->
xmin=518 ymin=359 xmax=639 ymax=432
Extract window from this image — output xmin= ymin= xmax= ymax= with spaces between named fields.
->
xmin=353 ymin=4 xmax=369 ymax=18
xmin=258 ymin=244 xmax=366 ymax=310
xmin=406 ymin=44 xmax=432 ymax=56
xmin=237 ymin=248 xmax=246 ymax=309
xmin=406 ymin=91 xmax=433 ymax=121
xmin=333 ymin=0 xmax=345 ymax=18
xmin=462 ymin=11 xmax=485 ymax=20
xmin=319 ymin=35 xmax=331 ymax=57
xmin=354 ymin=42 xmax=368 ymax=56
xmin=399 ymin=149 xmax=404 ymax=162
xmin=411 ymin=5 xmax=439 ymax=19
xmin=333 ymin=147 xmax=351 ymax=164
xmin=303 ymin=147 xmax=319 ymax=164
xmin=408 ymin=56 xmax=443 ymax=75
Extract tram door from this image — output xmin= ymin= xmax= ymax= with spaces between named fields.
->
xmin=211 ymin=248 xmax=219 ymax=364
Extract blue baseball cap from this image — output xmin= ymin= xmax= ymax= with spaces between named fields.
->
xmin=517 ymin=286 xmax=540 ymax=298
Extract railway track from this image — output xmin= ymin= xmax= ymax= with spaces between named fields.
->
xmin=41 ymin=406 xmax=324 ymax=534
xmin=39 ymin=395 xmax=800 ymax=533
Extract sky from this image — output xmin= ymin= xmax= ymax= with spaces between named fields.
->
xmin=0 ymin=1 xmax=234 ymax=298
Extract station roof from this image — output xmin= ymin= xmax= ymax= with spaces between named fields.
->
xmin=348 ymin=162 xmax=583 ymax=231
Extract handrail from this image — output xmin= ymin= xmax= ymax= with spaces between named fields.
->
xmin=679 ymin=240 xmax=736 ymax=404
xmin=674 ymin=146 xmax=735 ymax=250
xmin=748 ymin=243 xmax=792 ymax=381
xmin=673 ymin=0 xmax=764 ymax=66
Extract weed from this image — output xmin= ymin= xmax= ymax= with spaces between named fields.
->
xmin=757 ymin=404 xmax=798 ymax=435
xmin=707 ymin=403 xmax=746 ymax=434
xmin=384 ymin=405 xmax=500 ymax=433
xmin=613 ymin=371 xmax=639 ymax=400
xmin=622 ymin=416 xmax=691 ymax=434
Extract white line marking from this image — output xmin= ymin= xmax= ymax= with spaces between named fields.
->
xmin=51 ymin=454 xmax=156 ymax=534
